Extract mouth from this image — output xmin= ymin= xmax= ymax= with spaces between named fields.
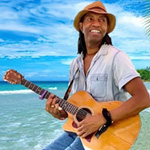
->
xmin=90 ymin=29 xmax=101 ymax=34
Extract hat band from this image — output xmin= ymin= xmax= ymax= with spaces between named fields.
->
xmin=88 ymin=7 xmax=106 ymax=13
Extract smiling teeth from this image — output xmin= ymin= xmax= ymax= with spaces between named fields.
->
xmin=91 ymin=30 xmax=100 ymax=33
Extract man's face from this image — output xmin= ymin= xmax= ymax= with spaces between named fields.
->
xmin=79 ymin=12 xmax=108 ymax=46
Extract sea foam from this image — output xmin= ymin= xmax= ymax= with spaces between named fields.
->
xmin=0 ymin=89 xmax=33 ymax=95
xmin=48 ymin=87 xmax=57 ymax=90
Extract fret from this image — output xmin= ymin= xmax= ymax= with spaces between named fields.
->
xmin=26 ymin=81 xmax=31 ymax=88
xmin=65 ymin=104 xmax=70 ymax=112
xmin=22 ymin=79 xmax=33 ymax=90
xmin=33 ymin=85 xmax=40 ymax=94
xmin=20 ymin=78 xmax=78 ymax=115
xmin=28 ymin=82 xmax=35 ymax=90
xmin=61 ymin=101 xmax=68 ymax=110
xmin=59 ymin=99 xmax=66 ymax=107
xmin=33 ymin=85 xmax=38 ymax=92
xmin=35 ymin=87 xmax=42 ymax=94
xmin=44 ymin=92 xmax=51 ymax=99
xmin=68 ymin=103 xmax=74 ymax=113
xmin=24 ymin=80 xmax=29 ymax=86
xmin=72 ymin=106 xmax=78 ymax=115
xmin=28 ymin=82 xmax=32 ymax=88
xmin=67 ymin=104 xmax=72 ymax=113
xmin=72 ymin=105 xmax=77 ymax=114
xmin=55 ymin=97 xmax=77 ymax=115
xmin=67 ymin=103 xmax=73 ymax=113
xmin=21 ymin=78 xmax=26 ymax=85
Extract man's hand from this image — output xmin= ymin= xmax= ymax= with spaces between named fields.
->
xmin=45 ymin=94 xmax=68 ymax=120
xmin=76 ymin=114 xmax=106 ymax=138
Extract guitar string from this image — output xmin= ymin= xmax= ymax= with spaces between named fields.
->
xmin=23 ymin=79 xmax=91 ymax=120
xmin=58 ymin=97 xmax=91 ymax=119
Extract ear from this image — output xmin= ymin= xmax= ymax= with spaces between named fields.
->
xmin=79 ymin=22 xmax=83 ymax=32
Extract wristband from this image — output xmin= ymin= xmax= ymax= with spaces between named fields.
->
xmin=102 ymin=108 xmax=113 ymax=127
xmin=95 ymin=108 xmax=113 ymax=138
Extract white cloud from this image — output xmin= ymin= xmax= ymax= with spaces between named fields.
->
xmin=118 ymin=15 xmax=143 ymax=28
xmin=25 ymin=72 xmax=39 ymax=78
xmin=0 ymin=22 xmax=40 ymax=33
xmin=103 ymin=2 xmax=150 ymax=59
xmin=0 ymin=7 xmax=18 ymax=19
xmin=0 ymin=0 xmax=149 ymax=60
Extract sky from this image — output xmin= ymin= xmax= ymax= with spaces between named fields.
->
xmin=0 ymin=0 xmax=150 ymax=81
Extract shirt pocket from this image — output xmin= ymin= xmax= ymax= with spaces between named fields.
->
xmin=90 ymin=74 xmax=108 ymax=98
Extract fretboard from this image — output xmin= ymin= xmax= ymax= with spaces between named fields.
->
xmin=21 ymin=78 xmax=78 ymax=115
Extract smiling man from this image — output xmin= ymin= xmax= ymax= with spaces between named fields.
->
xmin=43 ymin=1 xmax=150 ymax=150
xmin=79 ymin=13 xmax=108 ymax=54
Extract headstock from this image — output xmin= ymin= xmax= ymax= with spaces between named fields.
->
xmin=3 ymin=69 xmax=24 ymax=84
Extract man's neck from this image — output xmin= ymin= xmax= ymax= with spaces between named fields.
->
xmin=85 ymin=41 xmax=102 ymax=55
xmin=86 ymin=47 xmax=99 ymax=55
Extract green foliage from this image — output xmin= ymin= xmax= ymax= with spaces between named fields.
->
xmin=137 ymin=67 xmax=150 ymax=81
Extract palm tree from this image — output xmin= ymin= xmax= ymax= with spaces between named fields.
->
xmin=143 ymin=0 xmax=150 ymax=36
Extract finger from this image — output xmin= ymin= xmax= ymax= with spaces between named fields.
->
xmin=53 ymin=103 xmax=59 ymax=114
xmin=52 ymin=97 xmax=58 ymax=106
xmin=80 ymin=132 xmax=89 ymax=138
xmin=48 ymin=94 xmax=55 ymax=99
xmin=55 ymin=103 xmax=59 ymax=109
xmin=47 ymin=95 xmax=59 ymax=112
xmin=77 ymin=126 xmax=90 ymax=138
xmin=77 ymin=119 xmax=85 ymax=128
xmin=45 ymin=96 xmax=53 ymax=112
xmin=50 ymin=97 xmax=58 ymax=110
xmin=77 ymin=129 xmax=86 ymax=137
xmin=48 ymin=94 xmax=56 ymax=105
xmin=77 ymin=123 xmax=83 ymax=130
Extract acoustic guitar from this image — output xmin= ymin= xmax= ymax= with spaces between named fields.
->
xmin=3 ymin=69 xmax=141 ymax=150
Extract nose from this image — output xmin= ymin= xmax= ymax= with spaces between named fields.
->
xmin=91 ymin=19 xmax=101 ymax=27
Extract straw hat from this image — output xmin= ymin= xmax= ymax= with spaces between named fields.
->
xmin=74 ymin=1 xmax=116 ymax=33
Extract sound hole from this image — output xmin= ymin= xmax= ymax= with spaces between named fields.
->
xmin=76 ymin=108 xmax=92 ymax=122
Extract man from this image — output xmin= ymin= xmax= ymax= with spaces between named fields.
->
xmin=43 ymin=1 xmax=150 ymax=150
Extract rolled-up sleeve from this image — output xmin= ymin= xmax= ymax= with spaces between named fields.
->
xmin=113 ymin=51 xmax=140 ymax=91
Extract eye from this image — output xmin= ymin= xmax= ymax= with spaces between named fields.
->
xmin=99 ymin=18 xmax=106 ymax=22
xmin=86 ymin=17 xmax=93 ymax=21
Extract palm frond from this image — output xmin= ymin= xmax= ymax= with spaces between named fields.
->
xmin=143 ymin=0 xmax=150 ymax=37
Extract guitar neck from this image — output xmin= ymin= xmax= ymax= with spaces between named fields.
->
xmin=21 ymin=78 xmax=78 ymax=115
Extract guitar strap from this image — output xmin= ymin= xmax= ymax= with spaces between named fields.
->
xmin=63 ymin=67 xmax=79 ymax=101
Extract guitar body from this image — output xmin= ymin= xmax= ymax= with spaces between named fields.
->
xmin=63 ymin=91 xmax=141 ymax=150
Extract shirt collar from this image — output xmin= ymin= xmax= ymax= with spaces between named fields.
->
xmin=97 ymin=44 xmax=108 ymax=56
xmin=77 ymin=44 xmax=109 ymax=62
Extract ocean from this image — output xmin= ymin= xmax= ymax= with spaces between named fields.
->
xmin=0 ymin=81 xmax=150 ymax=150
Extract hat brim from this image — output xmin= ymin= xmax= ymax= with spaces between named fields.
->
xmin=74 ymin=10 xmax=116 ymax=33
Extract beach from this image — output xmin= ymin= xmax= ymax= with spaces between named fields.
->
xmin=0 ymin=81 xmax=150 ymax=150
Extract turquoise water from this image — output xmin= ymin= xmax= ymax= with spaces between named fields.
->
xmin=0 ymin=81 xmax=68 ymax=150
xmin=0 ymin=81 xmax=150 ymax=150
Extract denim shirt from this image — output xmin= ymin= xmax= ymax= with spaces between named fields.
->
xmin=69 ymin=44 xmax=140 ymax=102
